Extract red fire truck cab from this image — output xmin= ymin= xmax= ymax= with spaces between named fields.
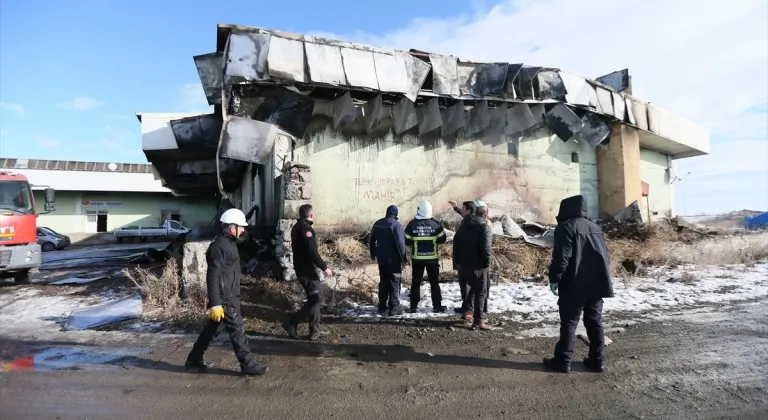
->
xmin=0 ymin=171 xmax=56 ymax=283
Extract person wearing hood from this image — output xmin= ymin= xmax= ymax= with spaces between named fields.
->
xmin=404 ymin=200 xmax=448 ymax=313
xmin=185 ymin=208 xmax=269 ymax=377
xmin=452 ymin=204 xmax=493 ymax=330
xmin=544 ymin=195 xmax=613 ymax=374
xmin=369 ymin=205 xmax=407 ymax=316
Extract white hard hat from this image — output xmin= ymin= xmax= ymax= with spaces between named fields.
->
xmin=417 ymin=200 xmax=433 ymax=219
xmin=474 ymin=200 xmax=487 ymax=208
xmin=220 ymin=208 xmax=249 ymax=227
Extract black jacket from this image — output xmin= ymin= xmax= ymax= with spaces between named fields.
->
xmin=291 ymin=218 xmax=328 ymax=279
xmin=548 ymin=195 xmax=614 ymax=300
xmin=370 ymin=215 xmax=407 ymax=267
xmin=206 ymin=233 xmax=242 ymax=308
xmin=404 ymin=218 xmax=447 ymax=263
xmin=453 ymin=215 xmax=493 ymax=270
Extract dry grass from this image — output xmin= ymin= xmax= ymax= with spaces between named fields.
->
xmin=490 ymin=236 xmax=551 ymax=281
xmin=319 ymin=234 xmax=370 ymax=267
xmin=123 ymin=259 xmax=206 ymax=326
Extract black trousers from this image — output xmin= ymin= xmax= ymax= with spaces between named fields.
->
xmin=290 ymin=276 xmax=323 ymax=330
xmin=410 ymin=261 xmax=441 ymax=310
xmin=188 ymin=301 xmax=253 ymax=369
xmin=554 ymin=298 xmax=605 ymax=364
xmin=377 ymin=264 xmax=402 ymax=311
xmin=459 ymin=268 xmax=489 ymax=320
xmin=460 ymin=271 xmax=489 ymax=314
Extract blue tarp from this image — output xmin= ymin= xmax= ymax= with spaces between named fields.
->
xmin=744 ymin=212 xmax=768 ymax=229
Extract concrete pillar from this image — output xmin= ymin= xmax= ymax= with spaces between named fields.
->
xmin=597 ymin=122 xmax=642 ymax=218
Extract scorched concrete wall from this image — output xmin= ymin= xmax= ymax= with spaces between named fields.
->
xmin=640 ymin=148 xmax=674 ymax=221
xmin=292 ymin=126 xmax=599 ymax=231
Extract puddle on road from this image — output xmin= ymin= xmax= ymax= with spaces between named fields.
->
xmin=1 ymin=346 xmax=144 ymax=372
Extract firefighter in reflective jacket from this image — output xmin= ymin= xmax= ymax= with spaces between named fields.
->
xmin=404 ymin=200 xmax=448 ymax=313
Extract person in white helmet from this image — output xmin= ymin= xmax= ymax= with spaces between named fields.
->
xmin=186 ymin=208 xmax=269 ymax=377
xmin=404 ymin=200 xmax=448 ymax=313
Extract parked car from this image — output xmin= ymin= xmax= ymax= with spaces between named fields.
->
xmin=113 ymin=219 xmax=190 ymax=243
xmin=37 ymin=227 xmax=71 ymax=252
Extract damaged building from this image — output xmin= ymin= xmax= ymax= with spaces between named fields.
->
xmin=138 ymin=23 xmax=710 ymax=270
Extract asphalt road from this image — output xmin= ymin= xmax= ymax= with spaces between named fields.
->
xmin=1 ymin=301 xmax=767 ymax=420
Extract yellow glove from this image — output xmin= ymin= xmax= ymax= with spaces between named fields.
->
xmin=208 ymin=305 xmax=224 ymax=322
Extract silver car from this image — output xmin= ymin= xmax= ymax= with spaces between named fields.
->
xmin=37 ymin=227 xmax=71 ymax=252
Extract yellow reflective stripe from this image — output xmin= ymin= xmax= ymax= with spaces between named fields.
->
xmin=412 ymin=254 xmax=438 ymax=260
xmin=404 ymin=233 xmax=413 ymax=240
xmin=436 ymin=231 xmax=446 ymax=238
xmin=412 ymin=236 xmax=437 ymax=241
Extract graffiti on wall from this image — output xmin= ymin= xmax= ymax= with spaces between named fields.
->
xmin=353 ymin=177 xmax=416 ymax=202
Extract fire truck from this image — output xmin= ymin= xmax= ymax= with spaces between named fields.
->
xmin=0 ymin=171 xmax=56 ymax=283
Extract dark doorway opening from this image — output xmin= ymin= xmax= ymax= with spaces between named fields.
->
xmin=170 ymin=213 xmax=181 ymax=221
xmin=97 ymin=214 xmax=108 ymax=233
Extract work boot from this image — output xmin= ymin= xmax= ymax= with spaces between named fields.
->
xmin=583 ymin=358 xmax=605 ymax=373
xmin=282 ymin=321 xmax=298 ymax=339
xmin=471 ymin=320 xmax=492 ymax=331
xmin=377 ymin=307 xmax=387 ymax=316
xmin=184 ymin=358 xmax=212 ymax=373
xmin=433 ymin=305 xmax=447 ymax=313
xmin=543 ymin=357 xmax=571 ymax=373
xmin=453 ymin=307 xmax=465 ymax=314
xmin=309 ymin=328 xmax=330 ymax=341
xmin=389 ymin=307 xmax=404 ymax=316
xmin=241 ymin=362 xmax=269 ymax=377
xmin=409 ymin=307 xmax=418 ymax=314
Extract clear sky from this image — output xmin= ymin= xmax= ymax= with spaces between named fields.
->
xmin=1 ymin=0 xmax=766 ymax=215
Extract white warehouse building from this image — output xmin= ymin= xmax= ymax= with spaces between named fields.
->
xmin=0 ymin=158 xmax=215 ymax=239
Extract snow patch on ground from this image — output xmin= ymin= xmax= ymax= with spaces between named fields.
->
xmin=66 ymin=294 xmax=143 ymax=330
xmin=344 ymin=263 xmax=768 ymax=337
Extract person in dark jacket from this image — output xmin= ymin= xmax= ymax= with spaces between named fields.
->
xmin=404 ymin=200 xmax=448 ymax=313
xmin=543 ymin=195 xmax=614 ymax=373
xmin=284 ymin=204 xmax=334 ymax=341
xmin=449 ymin=200 xmax=478 ymax=317
xmin=453 ymin=205 xmax=493 ymax=330
xmin=370 ymin=205 xmax=407 ymax=316
xmin=186 ymin=208 xmax=269 ymax=376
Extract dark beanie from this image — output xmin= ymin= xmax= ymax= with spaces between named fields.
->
xmin=386 ymin=205 xmax=399 ymax=218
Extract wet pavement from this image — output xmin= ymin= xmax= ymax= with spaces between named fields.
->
xmin=0 ymin=301 xmax=766 ymax=419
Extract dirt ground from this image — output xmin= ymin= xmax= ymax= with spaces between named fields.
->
xmin=1 ymin=299 xmax=766 ymax=420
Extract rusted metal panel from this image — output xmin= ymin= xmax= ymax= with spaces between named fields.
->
xmin=392 ymin=97 xmax=418 ymax=135
xmin=505 ymin=104 xmax=538 ymax=136
xmin=341 ymin=48 xmax=379 ymax=90
xmin=546 ymin=104 xmax=584 ymax=142
xmin=416 ymin=97 xmax=442 ymax=135
xmin=193 ymin=53 xmax=223 ymax=105
xmin=456 ymin=61 xmax=508 ymax=97
xmin=440 ymin=100 xmax=465 ymax=136
xmin=466 ymin=100 xmax=490 ymax=136
xmin=575 ymin=113 xmax=610 ymax=148
xmin=220 ymin=117 xmax=278 ymax=165
xmin=224 ymin=31 xmax=271 ymax=83
xmin=595 ymin=86 xmax=614 ymax=116
xmin=267 ymin=36 xmax=306 ymax=83
xmin=428 ymin=54 xmax=460 ymax=96
xmin=612 ymin=92 xmax=626 ymax=120
xmin=596 ymin=69 xmax=629 ymax=92
xmin=304 ymin=42 xmax=348 ymax=86
xmin=536 ymin=70 xmax=567 ymax=100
